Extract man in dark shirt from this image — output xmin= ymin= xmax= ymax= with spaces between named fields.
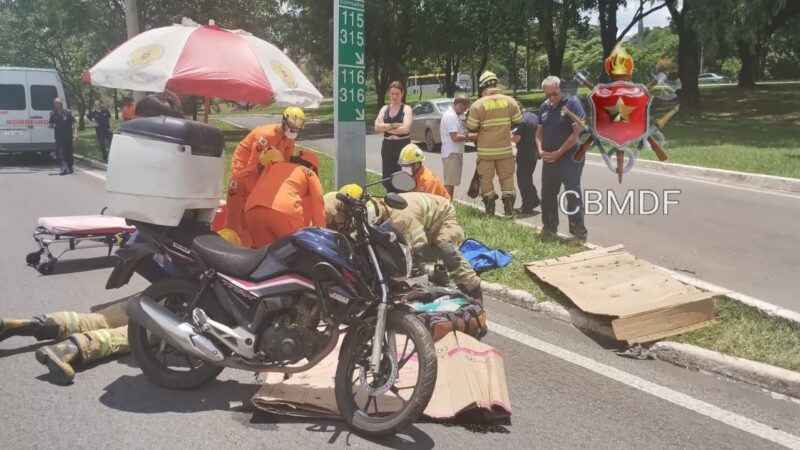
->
xmin=512 ymin=101 xmax=540 ymax=215
xmin=48 ymin=97 xmax=78 ymax=175
xmin=536 ymin=76 xmax=588 ymax=242
xmin=87 ymin=100 xmax=112 ymax=162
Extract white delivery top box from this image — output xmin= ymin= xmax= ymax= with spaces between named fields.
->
xmin=105 ymin=117 xmax=225 ymax=226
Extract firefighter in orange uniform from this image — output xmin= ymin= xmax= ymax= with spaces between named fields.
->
xmin=397 ymin=143 xmax=451 ymax=200
xmin=225 ymin=148 xmax=284 ymax=248
xmin=230 ymin=107 xmax=305 ymax=176
xmin=244 ymin=151 xmax=325 ymax=247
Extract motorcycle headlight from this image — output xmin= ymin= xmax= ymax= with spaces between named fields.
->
xmin=400 ymin=242 xmax=413 ymax=277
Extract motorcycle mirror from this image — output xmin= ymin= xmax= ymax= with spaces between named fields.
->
xmin=390 ymin=171 xmax=416 ymax=192
xmin=383 ymin=192 xmax=408 ymax=210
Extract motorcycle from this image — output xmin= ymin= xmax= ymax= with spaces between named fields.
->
xmin=107 ymin=172 xmax=437 ymax=437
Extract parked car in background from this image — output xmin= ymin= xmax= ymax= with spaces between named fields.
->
xmin=409 ymin=98 xmax=474 ymax=152
xmin=698 ymin=73 xmax=726 ymax=84
xmin=455 ymin=79 xmax=471 ymax=91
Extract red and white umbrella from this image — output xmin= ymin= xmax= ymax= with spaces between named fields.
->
xmin=83 ymin=19 xmax=323 ymax=108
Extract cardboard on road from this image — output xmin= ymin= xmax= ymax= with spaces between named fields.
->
xmin=526 ymin=245 xmax=718 ymax=342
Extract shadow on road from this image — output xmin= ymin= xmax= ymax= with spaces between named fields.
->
xmin=241 ymin=408 xmax=436 ymax=449
xmin=99 ymin=374 xmax=262 ymax=413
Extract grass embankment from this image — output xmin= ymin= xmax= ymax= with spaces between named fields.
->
xmin=75 ymin=113 xmax=800 ymax=371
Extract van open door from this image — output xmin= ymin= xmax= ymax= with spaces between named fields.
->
xmin=0 ymin=70 xmax=32 ymax=152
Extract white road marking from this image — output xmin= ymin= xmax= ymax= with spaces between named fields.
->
xmin=488 ymin=321 xmax=800 ymax=449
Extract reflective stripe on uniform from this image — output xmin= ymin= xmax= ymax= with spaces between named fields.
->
xmin=477 ymin=145 xmax=513 ymax=156
xmin=480 ymin=117 xmax=512 ymax=128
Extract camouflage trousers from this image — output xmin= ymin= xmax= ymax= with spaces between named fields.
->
xmin=43 ymin=299 xmax=129 ymax=363
xmin=420 ymin=218 xmax=481 ymax=291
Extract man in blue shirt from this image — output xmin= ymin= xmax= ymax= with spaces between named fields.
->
xmin=48 ymin=97 xmax=78 ymax=175
xmin=512 ymin=101 xmax=540 ymax=215
xmin=87 ymin=100 xmax=112 ymax=162
xmin=536 ymin=76 xmax=588 ymax=242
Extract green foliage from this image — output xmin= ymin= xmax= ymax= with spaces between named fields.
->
xmin=720 ymin=57 xmax=742 ymax=80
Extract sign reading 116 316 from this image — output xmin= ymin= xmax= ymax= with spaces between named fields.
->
xmin=335 ymin=0 xmax=365 ymax=122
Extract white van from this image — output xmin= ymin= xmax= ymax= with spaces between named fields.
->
xmin=0 ymin=67 xmax=67 ymax=154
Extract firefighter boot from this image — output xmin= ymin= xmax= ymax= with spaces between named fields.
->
xmin=482 ymin=194 xmax=498 ymax=215
xmin=502 ymin=196 xmax=516 ymax=217
xmin=457 ymin=283 xmax=484 ymax=303
xmin=34 ymin=339 xmax=81 ymax=385
xmin=0 ymin=316 xmax=60 ymax=343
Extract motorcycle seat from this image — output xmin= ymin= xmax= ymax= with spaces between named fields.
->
xmin=191 ymin=234 xmax=268 ymax=278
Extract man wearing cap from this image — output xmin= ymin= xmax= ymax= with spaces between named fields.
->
xmin=48 ymin=97 xmax=78 ymax=175
xmin=465 ymin=71 xmax=522 ymax=216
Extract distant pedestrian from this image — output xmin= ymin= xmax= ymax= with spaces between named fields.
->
xmin=439 ymin=94 xmax=470 ymax=198
xmin=374 ymin=81 xmax=412 ymax=192
xmin=87 ymin=100 xmax=112 ymax=161
xmin=536 ymin=75 xmax=587 ymax=242
xmin=48 ymin=97 xmax=78 ymax=175
xmin=512 ymin=100 xmax=540 ymax=214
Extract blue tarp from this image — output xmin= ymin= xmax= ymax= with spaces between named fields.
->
xmin=459 ymin=238 xmax=512 ymax=271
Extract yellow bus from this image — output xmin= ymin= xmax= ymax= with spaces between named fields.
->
xmin=406 ymin=73 xmax=444 ymax=95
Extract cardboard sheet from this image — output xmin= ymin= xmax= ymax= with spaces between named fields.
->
xmin=526 ymin=245 xmax=717 ymax=342
xmin=252 ymin=331 xmax=511 ymax=421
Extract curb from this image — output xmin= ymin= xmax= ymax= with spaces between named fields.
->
xmin=650 ymin=342 xmax=800 ymax=399
xmin=481 ymin=281 xmax=800 ymax=399
xmin=585 ymin=153 xmax=800 ymax=195
xmin=74 ymin=154 xmax=108 ymax=171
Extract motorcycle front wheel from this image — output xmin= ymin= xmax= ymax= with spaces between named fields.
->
xmin=335 ymin=309 xmax=437 ymax=437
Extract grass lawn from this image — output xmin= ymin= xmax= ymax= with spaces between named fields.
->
xmin=75 ymin=114 xmax=800 ymax=372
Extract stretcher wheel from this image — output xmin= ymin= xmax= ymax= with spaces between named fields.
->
xmin=36 ymin=260 xmax=55 ymax=275
xmin=26 ymin=250 xmax=43 ymax=266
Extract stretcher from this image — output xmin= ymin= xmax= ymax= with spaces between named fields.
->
xmin=26 ymin=212 xmax=135 ymax=275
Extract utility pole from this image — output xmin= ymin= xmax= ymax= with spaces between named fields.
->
xmin=125 ymin=0 xmax=145 ymax=103
xmin=637 ymin=16 xmax=644 ymax=48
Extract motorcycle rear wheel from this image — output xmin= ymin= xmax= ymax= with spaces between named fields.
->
xmin=128 ymin=278 xmax=224 ymax=390
xmin=335 ymin=310 xmax=437 ymax=437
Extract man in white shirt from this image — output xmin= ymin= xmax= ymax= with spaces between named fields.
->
xmin=439 ymin=94 xmax=471 ymax=198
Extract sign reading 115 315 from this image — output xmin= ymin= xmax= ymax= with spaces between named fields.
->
xmin=335 ymin=0 xmax=365 ymax=122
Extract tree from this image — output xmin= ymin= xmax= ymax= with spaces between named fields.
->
xmin=694 ymin=0 xmax=800 ymax=88
xmin=665 ymin=0 xmax=702 ymax=113
xmin=536 ymin=0 xmax=587 ymax=76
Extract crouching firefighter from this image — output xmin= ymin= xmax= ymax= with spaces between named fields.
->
xmin=325 ymin=188 xmax=483 ymax=300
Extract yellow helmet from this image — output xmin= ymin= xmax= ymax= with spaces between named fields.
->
xmin=398 ymin=143 xmax=425 ymax=165
xmin=478 ymin=70 xmax=499 ymax=91
xmin=338 ymin=183 xmax=363 ymax=199
xmin=283 ymin=106 xmax=305 ymax=132
xmin=258 ymin=147 xmax=284 ymax=167
xmin=217 ymin=228 xmax=242 ymax=246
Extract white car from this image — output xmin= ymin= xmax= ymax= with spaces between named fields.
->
xmin=409 ymin=98 xmax=473 ymax=152
xmin=698 ymin=73 xmax=726 ymax=84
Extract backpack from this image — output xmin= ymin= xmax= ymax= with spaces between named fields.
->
xmin=403 ymin=285 xmax=488 ymax=342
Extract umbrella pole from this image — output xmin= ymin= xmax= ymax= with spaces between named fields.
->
xmin=203 ymin=97 xmax=211 ymax=123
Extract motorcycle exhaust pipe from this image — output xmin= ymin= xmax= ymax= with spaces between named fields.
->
xmin=125 ymin=293 xmax=225 ymax=363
